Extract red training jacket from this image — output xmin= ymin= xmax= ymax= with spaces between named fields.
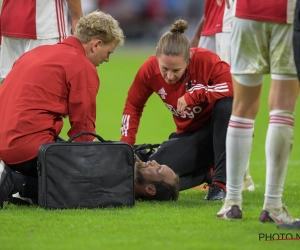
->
xmin=120 ymin=47 xmax=233 ymax=146
xmin=0 ymin=36 xmax=99 ymax=164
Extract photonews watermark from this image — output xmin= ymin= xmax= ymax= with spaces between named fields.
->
xmin=259 ymin=233 xmax=300 ymax=241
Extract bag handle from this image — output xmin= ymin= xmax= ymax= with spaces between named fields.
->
xmin=67 ymin=132 xmax=105 ymax=142
xmin=133 ymin=143 xmax=161 ymax=153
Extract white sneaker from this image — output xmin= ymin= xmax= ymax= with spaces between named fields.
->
xmin=259 ymin=206 xmax=299 ymax=223
xmin=216 ymin=204 xmax=242 ymax=220
xmin=12 ymin=192 xmax=34 ymax=205
xmin=242 ymin=177 xmax=255 ymax=191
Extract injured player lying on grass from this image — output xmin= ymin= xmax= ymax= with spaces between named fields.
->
xmin=0 ymin=156 xmax=180 ymax=208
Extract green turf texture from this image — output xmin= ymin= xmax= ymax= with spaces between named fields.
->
xmin=1 ymin=46 xmax=300 ymax=250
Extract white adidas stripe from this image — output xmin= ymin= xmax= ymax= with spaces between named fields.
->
xmin=121 ymin=114 xmax=130 ymax=136
xmin=189 ymin=83 xmax=229 ymax=94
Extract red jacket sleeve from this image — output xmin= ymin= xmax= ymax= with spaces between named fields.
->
xmin=67 ymin=68 xmax=99 ymax=142
xmin=120 ymin=64 xmax=154 ymax=146
xmin=184 ymin=58 xmax=233 ymax=105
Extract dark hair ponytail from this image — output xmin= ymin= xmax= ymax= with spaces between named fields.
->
xmin=156 ymin=19 xmax=190 ymax=62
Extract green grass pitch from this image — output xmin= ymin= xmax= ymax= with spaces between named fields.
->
xmin=1 ymin=45 xmax=300 ymax=250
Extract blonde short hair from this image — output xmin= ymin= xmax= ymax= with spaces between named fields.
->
xmin=74 ymin=10 xmax=125 ymax=46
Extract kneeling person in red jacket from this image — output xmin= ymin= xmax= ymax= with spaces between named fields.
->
xmin=120 ymin=19 xmax=233 ymax=200
xmin=0 ymin=11 xmax=125 ymax=207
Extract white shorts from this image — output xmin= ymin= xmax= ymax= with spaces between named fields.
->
xmin=216 ymin=32 xmax=231 ymax=65
xmin=198 ymin=35 xmax=216 ymax=53
xmin=0 ymin=36 xmax=59 ymax=79
xmin=231 ymin=17 xmax=297 ymax=76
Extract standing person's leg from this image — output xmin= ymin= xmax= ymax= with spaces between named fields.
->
xmin=216 ymin=31 xmax=256 ymax=192
xmin=204 ymin=97 xmax=232 ymax=200
xmin=294 ymin=0 xmax=300 ymax=81
xmin=148 ymin=120 xmax=214 ymax=191
xmin=276 ymin=0 xmax=300 ymax=230
xmin=259 ymin=21 xmax=299 ymax=223
xmin=217 ymin=18 xmax=265 ymax=219
xmin=217 ymin=76 xmax=261 ymax=218
xmin=260 ymin=77 xmax=298 ymax=222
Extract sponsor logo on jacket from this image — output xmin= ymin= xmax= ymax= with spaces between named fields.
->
xmin=164 ymin=103 xmax=202 ymax=119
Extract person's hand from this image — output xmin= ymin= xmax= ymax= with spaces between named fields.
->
xmin=70 ymin=17 xmax=80 ymax=35
xmin=177 ymin=96 xmax=188 ymax=115
xmin=217 ymin=0 xmax=231 ymax=8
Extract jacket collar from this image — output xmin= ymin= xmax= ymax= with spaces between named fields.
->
xmin=59 ymin=36 xmax=85 ymax=56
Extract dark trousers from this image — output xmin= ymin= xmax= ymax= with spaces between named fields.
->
xmin=149 ymin=97 xmax=232 ymax=191
xmin=6 ymin=137 xmax=64 ymax=202
xmin=8 ymin=158 xmax=39 ymax=202
xmin=294 ymin=0 xmax=300 ymax=80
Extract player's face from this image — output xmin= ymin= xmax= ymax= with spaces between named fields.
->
xmin=157 ymin=54 xmax=189 ymax=84
xmin=90 ymin=40 xmax=117 ymax=67
xmin=136 ymin=160 xmax=177 ymax=185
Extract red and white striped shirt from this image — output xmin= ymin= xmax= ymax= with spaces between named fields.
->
xmin=201 ymin=0 xmax=232 ymax=36
xmin=233 ymin=0 xmax=296 ymax=24
xmin=1 ymin=0 xmax=70 ymax=40
xmin=120 ymin=48 xmax=233 ymax=146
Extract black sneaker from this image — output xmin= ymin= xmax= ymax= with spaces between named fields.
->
xmin=204 ymin=184 xmax=226 ymax=200
xmin=277 ymin=221 xmax=300 ymax=229
xmin=0 ymin=160 xmax=15 ymax=209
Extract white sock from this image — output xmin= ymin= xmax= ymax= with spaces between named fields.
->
xmin=225 ymin=115 xmax=255 ymax=208
xmin=263 ymin=110 xmax=294 ymax=210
